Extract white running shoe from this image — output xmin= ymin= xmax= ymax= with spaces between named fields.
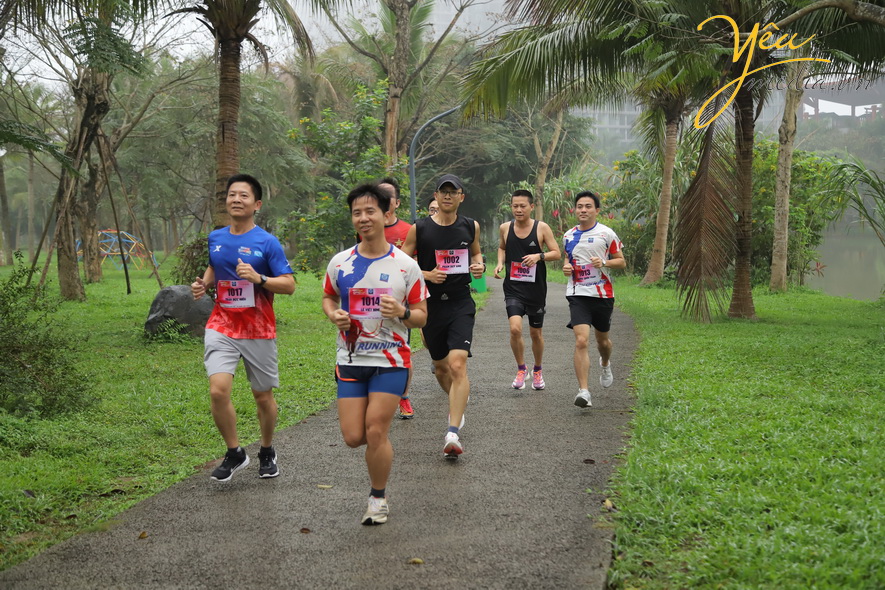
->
xmin=361 ymin=496 xmax=389 ymax=525
xmin=599 ymin=358 xmax=613 ymax=388
xmin=574 ymin=388 xmax=592 ymax=408
xmin=443 ymin=432 xmax=463 ymax=458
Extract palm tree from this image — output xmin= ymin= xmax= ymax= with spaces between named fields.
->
xmin=171 ymin=1 xmax=314 ymax=228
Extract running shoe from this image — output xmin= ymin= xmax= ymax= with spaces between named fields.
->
xmin=443 ymin=432 xmax=463 ymax=458
xmin=574 ymin=389 xmax=592 ymax=408
xmin=531 ymin=370 xmax=546 ymax=390
xmin=361 ymin=496 xmax=389 ymax=525
xmin=399 ymin=397 xmax=414 ymax=419
xmin=512 ymin=369 xmax=527 ymax=390
xmin=257 ymin=446 xmax=279 ymax=479
xmin=599 ymin=358 xmax=614 ymax=388
xmin=210 ymin=447 xmax=250 ymax=482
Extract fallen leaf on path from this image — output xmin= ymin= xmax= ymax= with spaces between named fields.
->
xmin=603 ymin=498 xmax=617 ymax=512
xmin=407 ymin=558 xmax=424 ymax=565
xmin=300 ymin=528 xmax=311 ymax=534
xmin=138 ymin=531 xmax=148 ymax=539
xmin=317 ymin=484 xmax=333 ymax=489
xmin=583 ymin=459 xmax=596 ymax=464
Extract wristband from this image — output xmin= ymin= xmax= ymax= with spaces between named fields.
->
xmin=539 ymin=252 xmax=545 ymax=261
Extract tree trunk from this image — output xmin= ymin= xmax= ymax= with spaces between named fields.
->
xmin=27 ymin=151 xmax=36 ymax=260
xmin=770 ymin=61 xmax=806 ymax=292
xmin=0 ymin=155 xmax=13 ymax=265
xmin=641 ymin=116 xmax=680 ymax=285
xmin=80 ymin=159 xmax=103 ymax=283
xmin=532 ymin=109 xmax=564 ymax=222
xmin=383 ymin=0 xmax=412 ymax=161
xmin=212 ymin=38 xmax=242 ymax=229
xmin=728 ymin=87 xmax=757 ymax=319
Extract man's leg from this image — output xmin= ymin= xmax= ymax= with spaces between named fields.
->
xmin=445 ymin=349 xmax=470 ymax=429
xmin=572 ymin=324 xmax=591 ymax=391
xmin=595 ymin=329 xmax=613 ymax=366
xmin=209 ymin=372 xmax=238 ymax=448
xmin=529 ymin=326 xmax=544 ymax=366
xmin=508 ymin=315 xmax=525 ymax=366
xmin=433 ymin=358 xmax=453 ymax=394
xmin=364 ymin=392 xmax=400 ymax=489
xmin=252 ymin=388 xmax=278 ymax=448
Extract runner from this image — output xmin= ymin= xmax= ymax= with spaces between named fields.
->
xmin=401 ymin=174 xmax=484 ymax=458
xmin=191 ymin=174 xmax=296 ymax=482
xmin=493 ymin=189 xmax=561 ymax=390
xmin=561 ymin=191 xmax=625 ymax=408
xmin=375 ymin=177 xmax=417 ymax=419
xmin=323 ymin=183 xmax=428 ymax=524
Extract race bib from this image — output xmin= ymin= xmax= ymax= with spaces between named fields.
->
xmin=435 ymin=249 xmax=470 ymax=274
xmin=217 ymin=280 xmax=255 ymax=308
xmin=574 ymin=263 xmax=601 ymax=286
xmin=349 ymin=287 xmax=392 ymax=320
xmin=509 ymin=262 xmax=537 ymax=283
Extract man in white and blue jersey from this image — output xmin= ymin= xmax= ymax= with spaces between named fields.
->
xmin=561 ymin=191 xmax=626 ymax=408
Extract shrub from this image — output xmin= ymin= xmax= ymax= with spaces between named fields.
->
xmin=0 ymin=252 xmax=94 ymax=418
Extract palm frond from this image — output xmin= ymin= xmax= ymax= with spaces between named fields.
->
xmin=673 ymin=96 xmax=736 ymax=323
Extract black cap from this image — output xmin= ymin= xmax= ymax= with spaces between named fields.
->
xmin=436 ymin=174 xmax=465 ymax=192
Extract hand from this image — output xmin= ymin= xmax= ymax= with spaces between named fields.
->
xmin=591 ymin=256 xmax=604 ymax=269
xmin=521 ymin=254 xmax=539 ymax=267
xmin=493 ymin=264 xmax=503 ymax=279
xmin=329 ymin=308 xmax=351 ymax=330
xmin=469 ymin=262 xmax=485 ymax=279
xmin=191 ymin=277 xmax=206 ymax=300
xmin=562 ymin=262 xmax=573 ymax=277
xmin=426 ymin=267 xmax=447 ymax=284
xmin=235 ymin=258 xmax=260 ymax=283
xmin=380 ymin=294 xmax=404 ymax=320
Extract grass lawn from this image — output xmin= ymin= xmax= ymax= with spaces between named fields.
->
xmin=608 ymin=278 xmax=885 ymax=588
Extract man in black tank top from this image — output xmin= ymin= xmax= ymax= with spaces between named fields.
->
xmin=493 ymin=190 xmax=561 ymax=391
xmin=402 ymin=174 xmax=484 ymax=459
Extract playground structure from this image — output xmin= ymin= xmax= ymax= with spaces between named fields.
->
xmin=77 ymin=230 xmax=158 ymax=270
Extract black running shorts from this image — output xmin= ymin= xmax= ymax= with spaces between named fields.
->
xmin=423 ymin=297 xmax=476 ymax=361
xmin=504 ymin=298 xmax=546 ymax=328
xmin=566 ymin=296 xmax=614 ymax=333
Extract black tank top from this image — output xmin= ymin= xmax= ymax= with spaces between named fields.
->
xmin=503 ymin=220 xmax=547 ymax=306
xmin=415 ymin=215 xmax=476 ymax=300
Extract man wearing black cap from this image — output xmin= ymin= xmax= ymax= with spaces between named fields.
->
xmin=401 ymin=174 xmax=484 ymax=458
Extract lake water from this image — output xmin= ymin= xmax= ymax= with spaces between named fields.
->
xmin=805 ymin=222 xmax=885 ymax=301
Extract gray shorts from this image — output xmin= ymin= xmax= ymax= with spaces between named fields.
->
xmin=203 ymin=329 xmax=279 ymax=391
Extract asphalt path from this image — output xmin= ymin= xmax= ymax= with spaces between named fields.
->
xmin=1 ymin=280 xmax=636 ymax=590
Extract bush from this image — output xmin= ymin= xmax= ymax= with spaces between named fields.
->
xmin=0 ymin=252 xmax=94 ymax=418
xmin=170 ymin=233 xmax=209 ymax=287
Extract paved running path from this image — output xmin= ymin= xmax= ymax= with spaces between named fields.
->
xmin=1 ymin=281 xmax=636 ymax=589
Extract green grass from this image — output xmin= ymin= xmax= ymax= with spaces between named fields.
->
xmin=0 ymin=266 xmax=338 ymax=570
xmin=608 ymin=278 xmax=885 ymax=588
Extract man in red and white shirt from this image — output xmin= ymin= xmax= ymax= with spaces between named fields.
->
xmin=323 ymin=183 xmax=427 ymax=525
xmin=562 ymin=191 xmax=626 ymax=408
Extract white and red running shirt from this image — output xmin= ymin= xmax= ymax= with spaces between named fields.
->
xmin=206 ymin=225 xmax=293 ymax=340
xmin=324 ymin=244 xmax=428 ymax=368
xmin=562 ymin=222 xmax=623 ymax=298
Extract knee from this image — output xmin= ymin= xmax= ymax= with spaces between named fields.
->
xmin=252 ymin=389 xmax=275 ymax=406
xmin=530 ymin=327 xmax=543 ymax=342
xmin=448 ymin=358 xmax=467 ymax=378
xmin=575 ymin=335 xmax=590 ymax=350
xmin=342 ymin=430 xmax=365 ymax=448
xmin=509 ymin=325 xmax=522 ymax=338
xmin=209 ymin=387 xmax=230 ymax=405
xmin=365 ymin=421 xmax=388 ymax=447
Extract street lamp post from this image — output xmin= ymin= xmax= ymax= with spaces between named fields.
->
xmin=407 ymin=105 xmax=461 ymax=223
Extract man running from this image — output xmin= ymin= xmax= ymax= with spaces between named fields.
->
xmin=323 ymin=183 xmax=427 ymax=525
xmin=493 ymin=189 xmax=561 ymax=390
xmin=401 ymin=174 xmax=484 ymax=458
xmin=561 ymin=191 xmax=625 ymax=408
xmin=192 ymin=174 xmax=296 ymax=482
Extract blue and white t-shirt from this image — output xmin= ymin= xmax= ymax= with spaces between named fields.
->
xmin=563 ymin=222 xmax=622 ymax=298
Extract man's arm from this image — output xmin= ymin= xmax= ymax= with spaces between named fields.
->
xmin=322 ymin=291 xmax=351 ymax=331
xmin=191 ymin=266 xmax=215 ymax=300
xmin=469 ymin=220 xmax=484 ymax=279
xmin=539 ymin=222 xmax=562 ymax=262
xmin=493 ymin=222 xmax=507 ymax=278
xmin=400 ymin=225 xmax=417 ymax=256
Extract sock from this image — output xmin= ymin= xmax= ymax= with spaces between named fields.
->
xmin=228 ymin=446 xmax=242 ymax=455
xmin=447 ymin=426 xmax=460 ymax=435
xmin=533 ymin=365 xmax=542 ymax=372
xmin=259 ymin=445 xmax=273 ymax=455
xmin=518 ymin=364 xmax=527 ymax=371
xmin=402 ymin=395 xmax=410 ymax=400
xmin=370 ymin=487 xmax=385 ymax=499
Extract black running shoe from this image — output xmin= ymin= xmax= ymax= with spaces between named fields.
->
xmin=258 ymin=446 xmax=279 ymax=479
xmin=210 ymin=447 xmax=249 ymax=482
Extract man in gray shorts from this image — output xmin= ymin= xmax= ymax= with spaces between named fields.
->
xmin=191 ymin=174 xmax=295 ymax=481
